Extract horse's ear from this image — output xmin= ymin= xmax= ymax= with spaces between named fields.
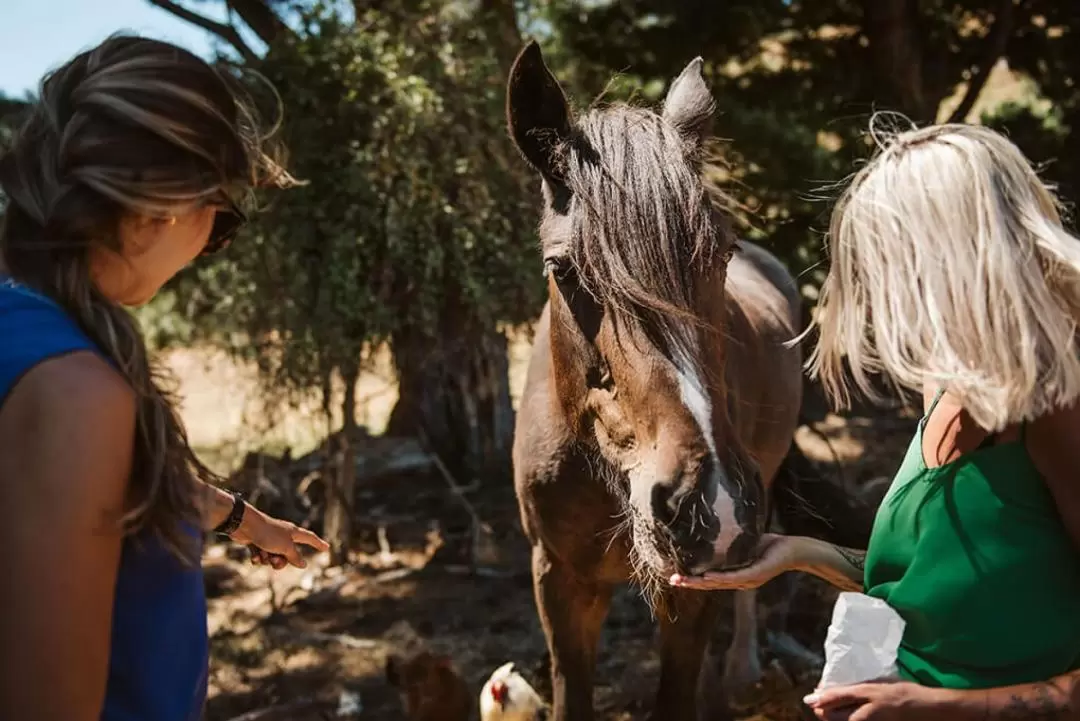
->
xmin=662 ymin=57 xmax=716 ymax=148
xmin=506 ymin=40 xmax=572 ymax=180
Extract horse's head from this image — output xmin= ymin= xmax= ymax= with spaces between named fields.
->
xmin=507 ymin=42 xmax=763 ymax=582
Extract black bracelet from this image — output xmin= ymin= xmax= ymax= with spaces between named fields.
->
xmin=213 ymin=490 xmax=246 ymax=537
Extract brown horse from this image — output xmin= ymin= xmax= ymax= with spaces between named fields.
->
xmin=507 ymin=42 xmax=804 ymax=721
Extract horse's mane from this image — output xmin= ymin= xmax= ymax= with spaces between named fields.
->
xmin=561 ymin=103 xmax=732 ymax=367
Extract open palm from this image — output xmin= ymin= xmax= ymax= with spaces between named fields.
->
xmin=669 ymin=533 xmax=803 ymax=590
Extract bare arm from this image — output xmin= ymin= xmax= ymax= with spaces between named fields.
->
xmin=198 ymin=479 xmax=239 ymax=531
xmin=0 ymin=352 xmax=134 ymax=721
xmin=196 ymin=478 xmax=329 ymax=568
xmin=793 ymin=538 xmax=866 ymax=592
xmin=970 ymin=671 xmax=1080 ymax=719
xmin=670 ymin=534 xmax=865 ymax=592
xmin=806 ymin=669 xmax=1080 ymax=720
xmin=1027 ymin=400 xmax=1080 ymax=554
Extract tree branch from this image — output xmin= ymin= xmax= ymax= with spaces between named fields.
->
xmin=947 ymin=0 xmax=1018 ymax=123
xmin=0 ymin=97 xmax=28 ymax=120
xmin=147 ymin=0 xmax=258 ymax=63
xmin=225 ymin=0 xmax=290 ymax=47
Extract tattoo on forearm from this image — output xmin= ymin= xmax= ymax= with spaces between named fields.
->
xmin=833 ymin=545 xmax=866 ymax=572
xmin=996 ymin=682 xmax=1069 ymax=720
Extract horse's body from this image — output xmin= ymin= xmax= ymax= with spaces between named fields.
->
xmin=514 ymin=244 xmax=802 ymax=720
xmin=506 ymin=43 xmax=803 ymax=720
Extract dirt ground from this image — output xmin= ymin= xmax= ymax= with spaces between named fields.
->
xmin=194 ymin=401 xmax=919 ymax=721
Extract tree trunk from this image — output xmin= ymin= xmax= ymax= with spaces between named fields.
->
xmin=861 ymin=0 xmax=933 ymax=121
xmin=324 ymin=360 xmax=360 ymax=566
xmin=479 ymin=0 xmax=524 ymax=75
xmin=387 ymin=325 xmax=514 ymax=486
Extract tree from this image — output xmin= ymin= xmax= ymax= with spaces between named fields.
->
xmin=153 ymin=1 xmax=542 ymax=561
xmin=536 ymin=0 xmax=1026 ymax=283
xmin=0 ymin=95 xmax=29 ymax=152
xmin=986 ymin=2 xmax=1080 ymax=206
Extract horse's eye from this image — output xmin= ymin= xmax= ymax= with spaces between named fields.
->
xmin=588 ymin=360 xmax=616 ymax=392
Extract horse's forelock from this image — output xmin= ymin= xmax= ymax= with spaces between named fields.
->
xmin=561 ymin=103 xmax=729 ymax=366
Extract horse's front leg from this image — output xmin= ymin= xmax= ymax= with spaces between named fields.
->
xmin=652 ymin=588 xmax=723 ymax=721
xmin=722 ymin=589 xmax=765 ymax=709
xmin=532 ymin=543 xmax=613 ymax=721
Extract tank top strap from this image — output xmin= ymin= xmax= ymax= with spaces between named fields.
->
xmin=922 ymin=388 xmax=946 ymax=426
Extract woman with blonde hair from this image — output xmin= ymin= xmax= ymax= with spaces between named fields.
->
xmin=672 ymin=121 xmax=1080 ymax=720
xmin=0 ymin=35 xmax=327 ymax=721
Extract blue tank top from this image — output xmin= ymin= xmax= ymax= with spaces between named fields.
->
xmin=0 ymin=277 xmax=209 ymax=721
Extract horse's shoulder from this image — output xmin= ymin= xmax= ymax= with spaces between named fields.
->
xmin=729 ymin=241 xmax=798 ymax=303
xmin=724 ymin=243 xmax=800 ymax=338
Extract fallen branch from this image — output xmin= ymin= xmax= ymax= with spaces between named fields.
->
xmin=224 ymin=698 xmax=332 ymax=721
xmin=416 ymin=429 xmax=500 ymax=567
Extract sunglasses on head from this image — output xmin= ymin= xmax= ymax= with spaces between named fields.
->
xmin=200 ymin=199 xmax=247 ymax=257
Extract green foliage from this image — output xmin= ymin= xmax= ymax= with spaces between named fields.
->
xmin=0 ymin=95 xmax=30 ymax=209
xmin=988 ymin=3 xmax=1080 ymax=212
xmin=132 ymin=289 xmax=197 ymax=351
xmin=170 ymin=2 xmax=543 ymax=399
xmin=534 ymin=0 xmax=1053 ymax=287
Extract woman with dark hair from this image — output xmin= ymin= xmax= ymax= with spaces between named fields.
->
xmin=0 ymin=35 xmax=328 ymax=721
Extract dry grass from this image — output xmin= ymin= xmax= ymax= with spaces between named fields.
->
xmin=164 ymin=329 xmax=536 ymax=473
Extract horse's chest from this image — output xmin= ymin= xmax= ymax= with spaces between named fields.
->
xmin=520 ymin=455 xmax=634 ymax=581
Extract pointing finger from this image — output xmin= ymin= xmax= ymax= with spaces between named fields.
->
xmin=291 ymin=525 xmax=330 ymax=552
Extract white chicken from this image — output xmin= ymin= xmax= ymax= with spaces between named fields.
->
xmin=479 ymin=662 xmax=547 ymax=721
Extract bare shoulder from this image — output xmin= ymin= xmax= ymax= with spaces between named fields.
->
xmin=1026 ymin=402 xmax=1080 ymax=551
xmin=0 ymin=352 xmax=136 ymax=719
xmin=1026 ymin=401 xmax=1080 ymax=477
xmin=4 ymin=349 xmax=135 ymax=422
xmin=0 ymin=350 xmax=136 ymax=515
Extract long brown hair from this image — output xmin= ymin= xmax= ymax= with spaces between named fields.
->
xmin=0 ymin=34 xmax=294 ymax=562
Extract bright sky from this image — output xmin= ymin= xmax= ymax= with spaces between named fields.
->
xmin=0 ymin=0 xmax=235 ymax=97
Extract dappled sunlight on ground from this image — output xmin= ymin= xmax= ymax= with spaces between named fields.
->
xmin=168 ymin=334 xmax=913 ymax=720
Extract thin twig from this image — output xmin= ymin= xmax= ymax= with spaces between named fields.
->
xmin=224 ymin=699 xmax=332 ymax=721
xmin=415 ymin=429 xmax=498 ymax=570
xmin=416 ymin=429 xmax=484 ymax=527
xmin=146 ymin=0 xmax=258 ymax=63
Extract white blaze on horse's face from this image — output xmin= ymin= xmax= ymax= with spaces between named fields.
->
xmin=669 ymin=348 xmax=742 ymax=572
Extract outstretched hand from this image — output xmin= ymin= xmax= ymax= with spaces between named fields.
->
xmin=229 ymin=507 xmax=329 ymax=570
xmin=668 ymin=533 xmax=806 ymax=590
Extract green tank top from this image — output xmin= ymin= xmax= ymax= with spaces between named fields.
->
xmin=864 ymin=391 xmax=1080 ymax=689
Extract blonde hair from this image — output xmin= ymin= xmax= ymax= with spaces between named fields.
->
xmin=0 ymin=35 xmax=294 ymax=561
xmin=809 ymin=120 xmax=1080 ymax=431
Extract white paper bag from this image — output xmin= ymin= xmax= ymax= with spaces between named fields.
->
xmin=817 ymin=592 xmax=906 ymax=689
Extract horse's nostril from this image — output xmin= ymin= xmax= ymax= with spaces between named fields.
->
xmin=650 ymin=483 xmax=676 ymax=525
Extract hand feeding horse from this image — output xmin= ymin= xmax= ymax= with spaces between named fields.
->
xmin=507 ymin=43 xmax=804 ymax=721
